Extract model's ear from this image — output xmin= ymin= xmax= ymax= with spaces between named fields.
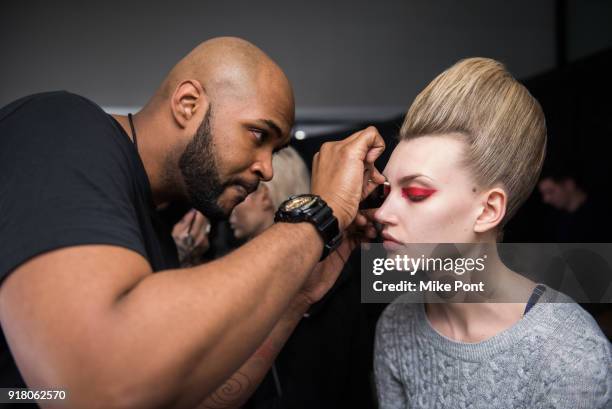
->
xmin=474 ymin=187 xmax=507 ymax=234
xmin=170 ymin=79 xmax=208 ymax=128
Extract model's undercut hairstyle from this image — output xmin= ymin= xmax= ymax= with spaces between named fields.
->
xmin=400 ymin=57 xmax=547 ymax=226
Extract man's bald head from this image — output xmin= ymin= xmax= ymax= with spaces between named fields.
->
xmin=139 ymin=37 xmax=296 ymax=219
xmin=156 ymin=37 xmax=293 ymax=112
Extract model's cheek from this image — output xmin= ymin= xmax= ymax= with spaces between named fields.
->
xmin=435 ymin=205 xmax=478 ymax=241
xmin=397 ymin=203 xmax=467 ymax=243
xmin=393 ymin=209 xmax=436 ymax=243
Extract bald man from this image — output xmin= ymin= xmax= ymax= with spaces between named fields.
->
xmin=0 ymin=37 xmax=385 ymax=409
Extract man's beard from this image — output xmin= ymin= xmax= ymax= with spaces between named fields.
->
xmin=178 ymin=107 xmax=228 ymax=220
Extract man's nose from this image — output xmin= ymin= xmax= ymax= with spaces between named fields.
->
xmin=252 ymin=154 xmax=274 ymax=182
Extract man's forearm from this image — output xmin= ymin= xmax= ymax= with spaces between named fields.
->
xmin=105 ymin=223 xmax=323 ymax=409
xmin=195 ymin=295 xmax=310 ymax=409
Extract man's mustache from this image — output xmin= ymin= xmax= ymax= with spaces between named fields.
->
xmin=224 ymin=178 xmax=260 ymax=195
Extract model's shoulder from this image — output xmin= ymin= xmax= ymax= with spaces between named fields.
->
xmin=530 ymin=300 xmax=611 ymax=405
xmin=533 ymin=296 xmax=609 ymax=354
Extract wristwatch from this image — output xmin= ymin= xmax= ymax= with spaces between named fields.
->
xmin=274 ymin=194 xmax=343 ymax=261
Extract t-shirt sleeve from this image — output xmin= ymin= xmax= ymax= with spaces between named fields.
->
xmin=0 ymin=92 xmax=147 ymax=280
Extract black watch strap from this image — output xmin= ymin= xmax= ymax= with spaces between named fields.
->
xmin=275 ymin=195 xmax=343 ymax=261
xmin=310 ymin=205 xmax=342 ymax=259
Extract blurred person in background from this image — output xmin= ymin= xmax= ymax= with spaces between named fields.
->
xmin=539 ymin=167 xmax=612 ymax=340
xmin=172 ymin=209 xmax=211 ymax=266
xmin=539 ymin=167 xmax=610 ymax=243
xmin=230 ymin=147 xmax=310 ymax=241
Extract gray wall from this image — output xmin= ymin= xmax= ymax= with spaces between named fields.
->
xmin=568 ymin=0 xmax=612 ymax=61
xmin=1 ymin=0 xmax=556 ymax=116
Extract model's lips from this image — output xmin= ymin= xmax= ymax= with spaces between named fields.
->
xmin=381 ymin=231 xmax=401 ymax=243
xmin=381 ymin=231 xmax=403 ymax=250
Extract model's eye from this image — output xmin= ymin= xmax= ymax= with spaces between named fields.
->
xmin=383 ymin=183 xmax=391 ymax=198
xmin=401 ymin=187 xmax=436 ymax=202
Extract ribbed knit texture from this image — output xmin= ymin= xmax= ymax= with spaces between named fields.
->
xmin=374 ymin=287 xmax=612 ymax=408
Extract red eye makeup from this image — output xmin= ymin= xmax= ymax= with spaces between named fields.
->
xmin=401 ymin=187 xmax=436 ymax=202
xmin=359 ymin=180 xmax=435 ymax=208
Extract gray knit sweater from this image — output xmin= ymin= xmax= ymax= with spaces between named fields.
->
xmin=374 ymin=288 xmax=612 ymax=409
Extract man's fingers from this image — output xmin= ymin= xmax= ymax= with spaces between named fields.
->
xmin=359 ymin=126 xmax=386 ymax=161
xmin=343 ymin=126 xmax=386 ymax=162
xmin=354 ymin=213 xmax=368 ymax=227
xmin=368 ymin=165 xmax=386 ymax=185
xmin=362 ymin=167 xmax=385 ymax=199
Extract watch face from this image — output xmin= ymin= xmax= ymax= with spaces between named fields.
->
xmin=283 ymin=195 xmax=317 ymax=211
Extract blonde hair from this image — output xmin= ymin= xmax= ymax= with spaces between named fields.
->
xmin=401 ymin=57 xmax=547 ymax=225
xmin=263 ymin=146 xmax=310 ymax=209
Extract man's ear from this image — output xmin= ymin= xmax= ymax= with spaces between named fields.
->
xmin=474 ymin=187 xmax=507 ymax=234
xmin=170 ymin=79 xmax=208 ymax=128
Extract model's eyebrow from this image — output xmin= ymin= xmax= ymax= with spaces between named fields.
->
xmin=397 ymin=174 xmax=435 ymax=185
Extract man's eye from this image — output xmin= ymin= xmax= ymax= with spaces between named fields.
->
xmin=251 ymin=129 xmax=265 ymax=143
xmin=401 ymin=187 xmax=436 ymax=202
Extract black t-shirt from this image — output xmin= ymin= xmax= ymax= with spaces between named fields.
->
xmin=0 ymin=92 xmax=179 ymax=394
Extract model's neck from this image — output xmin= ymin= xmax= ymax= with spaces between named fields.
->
xmin=424 ymin=246 xmax=535 ymax=342
xmin=425 ymin=302 xmax=525 ymax=343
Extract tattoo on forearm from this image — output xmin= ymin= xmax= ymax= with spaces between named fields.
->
xmin=201 ymin=311 xmax=300 ymax=408
xmin=202 ymin=371 xmax=252 ymax=409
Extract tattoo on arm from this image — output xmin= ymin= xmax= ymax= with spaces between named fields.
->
xmin=202 ymin=371 xmax=252 ymax=409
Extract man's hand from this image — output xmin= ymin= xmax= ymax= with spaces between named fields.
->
xmin=298 ymin=209 xmax=378 ymax=305
xmin=311 ymin=126 xmax=386 ymax=231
